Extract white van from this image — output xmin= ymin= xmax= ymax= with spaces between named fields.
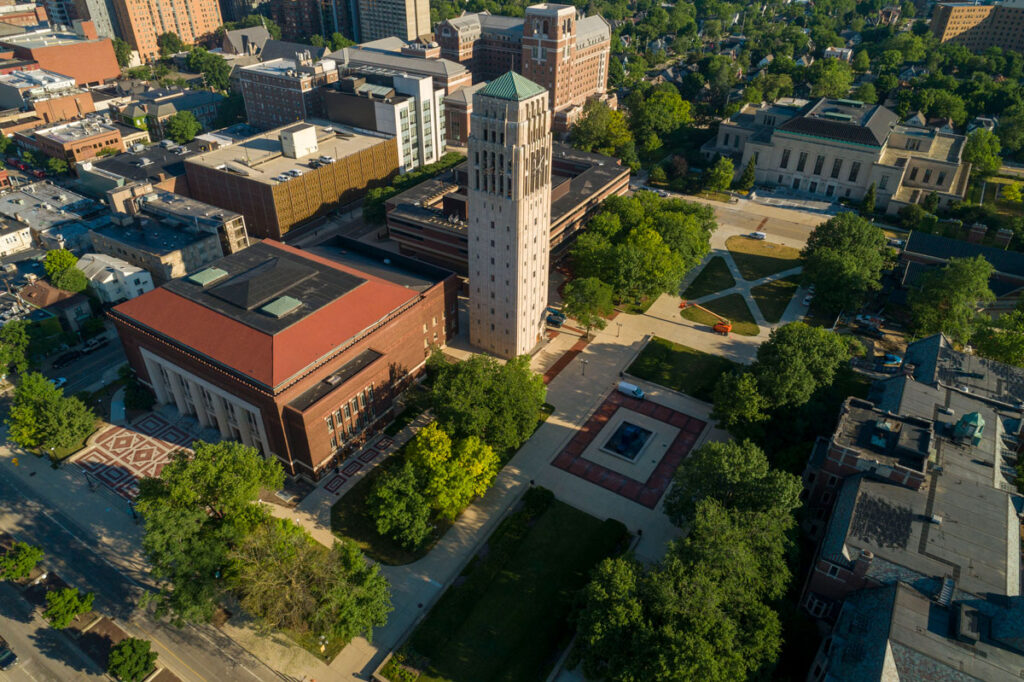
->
xmin=617 ymin=381 xmax=645 ymax=399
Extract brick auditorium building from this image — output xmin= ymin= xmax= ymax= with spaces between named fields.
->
xmin=110 ymin=238 xmax=458 ymax=480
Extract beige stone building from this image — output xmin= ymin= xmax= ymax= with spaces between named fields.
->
xmin=468 ymin=72 xmax=551 ymax=358
xmin=356 ymin=0 xmax=430 ymax=42
xmin=702 ymin=98 xmax=972 ymax=214
xmin=931 ymin=0 xmax=1024 ymax=52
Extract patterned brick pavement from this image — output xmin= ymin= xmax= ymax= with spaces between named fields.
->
xmin=551 ymin=390 xmax=706 ymax=509
xmin=72 ymin=415 xmax=196 ymax=500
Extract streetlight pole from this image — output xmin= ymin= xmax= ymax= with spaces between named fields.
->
xmin=581 ymin=360 xmax=589 ymax=376
xmin=616 ymin=322 xmax=622 ymax=338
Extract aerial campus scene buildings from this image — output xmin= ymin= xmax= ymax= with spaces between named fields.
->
xmin=3 ymin=0 xmax=1024 ymax=681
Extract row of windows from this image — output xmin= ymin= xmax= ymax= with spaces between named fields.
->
xmin=325 ymin=384 xmax=375 ymax=448
xmin=779 ymin=148 xmax=860 ymax=182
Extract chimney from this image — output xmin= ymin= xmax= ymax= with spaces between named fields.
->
xmin=995 ymin=228 xmax=1013 ymax=248
xmin=852 ymin=549 xmax=874 ymax=578
xmin=968 ymin=222 xmax=987 ymax=244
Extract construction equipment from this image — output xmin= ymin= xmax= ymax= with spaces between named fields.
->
xmin=680 ymin=301 xmax=733 ymax=335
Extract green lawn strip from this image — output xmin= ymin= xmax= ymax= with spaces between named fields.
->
xmin=329 ymin=448 xmax=452 ymax=566
xmin=682 ymin=256 xmax=736 ymax=299
xmin=405 ymin=490 xmax=627 ymax=682
xmin=725 ymin=235 xmax=801 ymax=281
xmin=750 ymin=275 xmax=801 ymax=324
xmin=680 ymin=294 xmax=759 ymax=336
xmin=626 ymin=336 xmax=740 ymax=401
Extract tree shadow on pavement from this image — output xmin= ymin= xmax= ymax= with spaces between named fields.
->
xmin=29 ymin=625 xmax=102 ymax=674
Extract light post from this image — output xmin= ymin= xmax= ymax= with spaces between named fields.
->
xmin=581 ymin=360 xmax=589 ymax=376
xmin=616 ymin=322 xmax=622 ymax=338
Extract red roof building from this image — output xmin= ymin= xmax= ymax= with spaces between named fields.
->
xmin=110 ymin=238 xmax=458 ymax=479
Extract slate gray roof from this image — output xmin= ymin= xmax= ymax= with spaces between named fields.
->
xmin=778 ymin=97 xmax=898 ymax=147
xmin=905 ymin=230 xmax=1024 ymax=278
xmin=331 ymin=45 xmax=468 ymax=78
xmin=223 ymin=26 xmax=270 ymax=55
xmin=261 ymin=40 xmax=328 ymax=62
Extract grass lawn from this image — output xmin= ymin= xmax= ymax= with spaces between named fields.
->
xmin=750 ymin=275 xmax=801 ymax=324
xmin=725 ymin=236 xmax=801 ymax=281
xmin=682 ymin=256 xmax=735 ymax=299
xmin=626 ymin=336 xmax=740 ymax=401
xmin=330 ymin=448 xmax=453 ymax=566
xmin=681 ymin=294 xmax=760 ymax=336
xmin=399 ymin=489 xmax=627 ymax=682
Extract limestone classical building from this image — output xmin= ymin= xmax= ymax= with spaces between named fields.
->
xmin=468 ymin=72 xmax=551 ymax=358
xmin=701 ymin=98 xmax=973 ymax=214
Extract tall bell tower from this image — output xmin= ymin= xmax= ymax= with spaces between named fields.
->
xmin=467 ymin=71 xmax=552 ymax=358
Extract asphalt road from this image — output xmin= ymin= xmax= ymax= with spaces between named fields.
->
xmin=0 ymin=473 xmax=288 ymax=682
xmin=0 ymin=583 xmax=106 ymax=681
xmin=45 ymin=335 xmax=127 ymax=396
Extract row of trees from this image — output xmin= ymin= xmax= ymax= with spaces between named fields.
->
xmin=6 ymin=373 xmax=96 ymax=452
xmin=571 ymin=192 xmax=715 ymax=305
xmin=574 ymin=439 xmax=801 ymax=680
xmin=2 ymin=541 xmax=158 ymax=682
xmin=136 ymin=440 xmax=392 ymax=645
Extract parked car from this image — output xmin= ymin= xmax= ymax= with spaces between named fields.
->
xmin=887 ymin=238 xmax=905 ymax=248
xmin=855 ymin=325 xmax=885 ymax=339
xmin=546 ymin=314 xmax=564 ymax=328
xmin=0 ymin=640 xmax=17 ymax=671
xmin=50 ymin=377 xmax=67 ymax=388
xmin=750 ymin=231 xmax=767 ymax=240
xmin=83 ymin=337 xmax=108 ymax=353
xmin=53 ymin=350 xmax=83 ymax=368
xmin=802 ymin=295 xmax=813 ymax=306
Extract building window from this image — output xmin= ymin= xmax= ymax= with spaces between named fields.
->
xmin=827 ymin=564 xmax=840 ymax=578
xmin=813 ymin=155 xmax=824 ymax=175
xmin=848 ymin=161 xmax=861 ymax=183
xmin=793 ymin=178 xmax=800 ymax=190
xmin=326 ymin=415 xmax=334 ymax=431
xmin=909 ymin=167 xmax=918 ymax=181
xmin=780 ymin=149 xmax=790 ymax=169
xmin=937 ymin=171 xmax=946 ymax=185
xmin=879 ymin=175 xmax=889 ymax=190
xmin=796 ymin=152 xmax=808 ymax=172
xmin=831 ymin=158 xmax=842 ymax=178
xmin=923 ymin=169 xmax=932 ymax=184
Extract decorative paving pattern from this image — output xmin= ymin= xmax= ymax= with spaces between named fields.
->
xmin=323 ymin=474 xmax=347 ymax=493
xmin=551 ymin=391 xmax=706 ymax=509
xmin=342 ymin=461 xmax=363 ymax=476
xmin=73 ymin=415 xmax=196 ymax=500
xmin=359 ymin=448 xmax=381 ymax=463
xmin=374 ymin=436 xmax=394 ymax=450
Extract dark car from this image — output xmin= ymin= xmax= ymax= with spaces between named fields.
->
xmin=546 ymin=314 xmax=564 ymax=327
xmin=53 ymin=350 xmax=83 ymax=368
xmin=0 ymin=643 xmax=17 ymax=671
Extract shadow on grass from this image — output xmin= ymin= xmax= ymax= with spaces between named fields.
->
xmin=725 ymin=236 xmax=801 ymax=281
xmin=681 ymin=295 xmax=760 ymax=336
xmin=626 ymin=337 xmax=739 ymax=401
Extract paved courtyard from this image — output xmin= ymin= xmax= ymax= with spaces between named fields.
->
xmin=71 ymin=414 xmax=205 ymax=500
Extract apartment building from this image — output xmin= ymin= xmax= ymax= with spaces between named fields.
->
xmin=184 ymin=121 xmax=399 ymax=239
xmin=111 ymin=0 xmax=222 ymax=63
xmin=436 ymin=4 xmax=613 ymax=130
xmin=238 ymin=54 xmax=339 ymax=130
xmin=266 ymin=0 xmax=322 ymax=42
xmin=356 ymin=0 xmax=430 ymax=42
xmin=0 ymin=68 xmax=95 ymax=124
xmin=77 ymin=252 xmax=154 ymax=303
xmin=325 ymin=73 xmax=445 ymax=172
xmin=0 ymin=22 xmax=120 ymax=86
xmin=702 ymin=98 xmax=973 ymax=213
xmin=110 ymin=238 xmax=458 ymax=479
xmin=931 ymin=0 xmax=1024 ymax=52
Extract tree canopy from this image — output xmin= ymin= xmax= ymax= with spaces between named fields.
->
xmin=753 ymin=322 xmax=851 ymax=408
xmin=0 ymin=541 xmax=43 ymax=581
xmin=157 ymin=32 xmax=188 ymax=57
xmin=6 ymin=372 xmax=96 ymax=451
xmin=0 ymin=320 xmax=29 ymax=376
xmin=562 ymin=277 xmax=615 ymax=335
xmin=570 ymin=100 xmax=639 ymax=170
xmin=113 ymin=38 xmax=133 ymax=67
xmin=44 ymin=249 xmax=77 ymax=280
xmin=135 ymin=440 xmax=284 ymax=623
xmin=167 ymin=110 xmax=202 ymax=144
xmin=801 ymin=212 xmax=888 ymax=314
xmin=44 ymin=587 xmax=94 ymax=629
xmin=107 ymin=638 xmax=158 ymax=682
xmin=963 ymin=128 xmax=1003 ymax=177
xmin=910 ymin=254 xmax=995 ymax=343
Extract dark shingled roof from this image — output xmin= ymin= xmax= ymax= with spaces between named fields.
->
xmin=260 ymin=40 xmax=328 ymax=62
xmin=904 ymin=230 xmax=1024 ymax=277
xmin=778 ymin=98 xmax=898 ymax=147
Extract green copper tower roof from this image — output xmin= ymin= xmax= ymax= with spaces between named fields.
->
xmin=477 ymin=72 xmax=546 ymax=101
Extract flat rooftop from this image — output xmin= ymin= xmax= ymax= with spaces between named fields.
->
xmin=832 ymin=397 xmax=932 ymax=472
xmin=0 ymin=28 xmax=97 ymax=49
xmin=86 ymin=145 xmax=195 ymax=183
xmin=92 ymin=216 xmax=218 ymax=255
xmin=184 ymin=119 xmax=393 ymax=186
xmin=240 ymin=57 xmax=335 ymax=79
xmin=0 ymin=68 xmax=73 ymax=89
xmin=0 ymin=182 xmax=98 ymax=229
xmin=308 ymin=235 xmax=452 ymax=292
xmin=905 ymin=334 xmax=1024 ymax=404
xmin=138 ymin=191 xmax=241 ymax=227
xmin=36 ymin=119 xmax=118 ymax=143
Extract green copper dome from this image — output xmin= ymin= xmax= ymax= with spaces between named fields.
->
xmin=478 ymin=72 xmax=546 ymax=101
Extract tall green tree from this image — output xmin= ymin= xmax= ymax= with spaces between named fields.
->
xmin=704 ymin=156 xmax=733 ymax=192
xmin=157 ymin=32 xmax=187 ymax=57
xmin=0 ymin=320 xmax=29 ymax=375
xmin=107 ymin=638 xmax=158 ymax=682
xmin=663 ymin=440 xmax=801 ymax=526
xmin=737 ymin=158 xmax=756 ymax=191
xmin=406 ymin=423 xmax=499 ymax=521
xmin=230 ymin=518 xmax=391 ymax=644
xmin=53 ymin=267 xmax=88 ymax=293
xmin=6 ymin=373 xmax=94 ymax=451
xmin=963 ymin=128 xmax=1003 ymax=177
xmin=113 ymin=38 xmax=133 ymax=67
xmin=166 ymin=110 xmax=201 ymax=144
xmin=809 ymin=58 xmax=853 ymax=97
xmin=0 ymin=542 xmax=43 ymax=581
xmin=43 ymin=249 xmax=77 ymax=280
xmin=710 ymin=371 xmax=767 ymax=431
xmin=861 ymin=182 xmax=877 ymax=214
xmin=801 ymin=212 xmax=888 ymax=314
xmin=910 ymin=255 xmax=995 ymax=343
xmin=611 ymin=227 xmax=686 ymax=301
xmin=43 ymin=587 xmax=94 ymax=628
xmin=368 ymin=460 xmax=432 ymax=549
xmin=753 ymin=322 xmax=850 ymax=408
xmin=562 ymin=277 xmax=615 ymax=336
xmin=570 ymin=100 xmax=638 ymax=169
xmin=135 ymin=440 xmax=284 ymax=623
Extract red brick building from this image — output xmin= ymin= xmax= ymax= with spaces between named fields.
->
xmin=110 ymin=238 xmax=458 ymax=480
xmin=0 ymin=22 xmax=120 ymax=86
